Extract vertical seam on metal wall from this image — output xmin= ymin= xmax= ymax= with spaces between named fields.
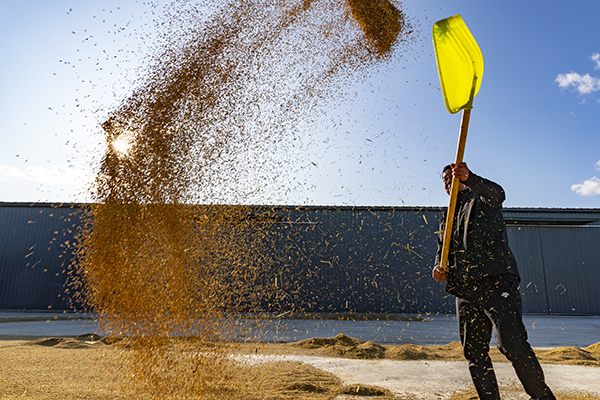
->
xmin=538 ymin=229 xmax=551 ymax=314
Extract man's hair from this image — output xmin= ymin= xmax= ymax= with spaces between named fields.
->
xmin=443 ymin=165 xmax=452 ymax=175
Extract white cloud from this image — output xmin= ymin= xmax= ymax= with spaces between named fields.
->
xmin=571 ymin=176 xmax=600 ymax=196
xmin=556 ymin=53 xmax=600 ymax=95
xmin=592 ymin=53 xmax=600 ymax=70
xmin=556 ymin=72 xmax=600 ymax=95
xmin=596 ymin=160 xmax=600 ymax=171
xmin=0 ymin=164 xmax=93 ymax=186
xmin=27 ymin=165 xmax=91 ymax=185
xmin=0 ymin=165 xmax=31 ymax=181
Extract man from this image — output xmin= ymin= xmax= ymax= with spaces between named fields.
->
xmin=432 ymin=162 xmax=555 ymax=400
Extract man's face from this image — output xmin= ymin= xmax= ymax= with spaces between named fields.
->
xmin=442 ymin=169 xmax=453 ymax=195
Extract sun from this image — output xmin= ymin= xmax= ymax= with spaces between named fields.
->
xmin=110 ymin=133 xmax=134 ymax=157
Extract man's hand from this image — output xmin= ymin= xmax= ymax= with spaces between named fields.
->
xmin=451 ymin=162 xmax=469 ymax=182
xmin=432 ymin=265 xmax=448 ymax=282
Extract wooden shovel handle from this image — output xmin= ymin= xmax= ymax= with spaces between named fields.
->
xmin=439 ymin=108 xmax=471 ymax=272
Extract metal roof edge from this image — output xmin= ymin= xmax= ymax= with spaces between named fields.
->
xmin=1 ymin=202 xmax=599 ymax=214
xmin=0 ymin=202 xmax=86 ymax=208
xmin=504 ymin=207 xmax=600 ymax=213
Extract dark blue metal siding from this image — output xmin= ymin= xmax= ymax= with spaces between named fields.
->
xmin=506 ymin=226 xmax=549 ymax=314
xmin=0 ymin=204 xmax=81 ymax=310
xmin=266 ymin=207 xmax=451 ymax=314
xmin=506 ymin=225 xmax=600 ymax=315
xmin=260 ymin=207 xmax=600 ymax=315
xmin=1 ymin=203 xmax=599 ymax=314
xmin=539 ymin=227 xmax=600 ymax=315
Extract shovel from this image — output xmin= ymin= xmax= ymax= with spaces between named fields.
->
xmin=432 ymin=15 xmax=484 ymax=271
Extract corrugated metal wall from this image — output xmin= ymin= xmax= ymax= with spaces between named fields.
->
xmin=509 ymin=225 xmax=600 ymax=315
xmin=506 ymin=226 xmax=549 ymax=314
xmin=0 ymin=203 xmax=82 ymax=310
xmin=263 ymin=207 xmax=452 ymax=314
xmin=1 ymin=203 xmax=599 ymax=314
xmin=504 ymin=208 xmax=600 ymax=314
xmin=542 ymin=226 xmax=600 ymax=314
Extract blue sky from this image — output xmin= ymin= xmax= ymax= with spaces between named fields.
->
xmin=1 ymin=0 xmax=599 ymax=208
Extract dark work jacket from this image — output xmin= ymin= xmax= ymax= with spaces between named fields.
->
xmin=435 ymin=172 xmax=520 ymax=297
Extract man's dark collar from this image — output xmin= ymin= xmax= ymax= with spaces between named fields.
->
xmin=457 ymin=187 xmax=472 ymax=200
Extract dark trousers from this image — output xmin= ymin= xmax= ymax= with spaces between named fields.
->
xmin=455 ymin=275 xmax=555 ymax=400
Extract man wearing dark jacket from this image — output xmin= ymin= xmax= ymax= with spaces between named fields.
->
xmin=433 ymin=162 xmax=555 ymax=400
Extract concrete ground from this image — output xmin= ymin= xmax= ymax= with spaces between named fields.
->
xmin=242 ymin=354 xmax=600 ymax=399
xmin=2 ymin=311 xmax=599 ymax=398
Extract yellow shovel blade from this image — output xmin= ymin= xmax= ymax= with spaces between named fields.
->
xmin=433 ymin=15 xmax=484 ymax=114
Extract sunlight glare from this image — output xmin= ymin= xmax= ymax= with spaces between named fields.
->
xmin=110 ymin=134 xmax=133 ymax=156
